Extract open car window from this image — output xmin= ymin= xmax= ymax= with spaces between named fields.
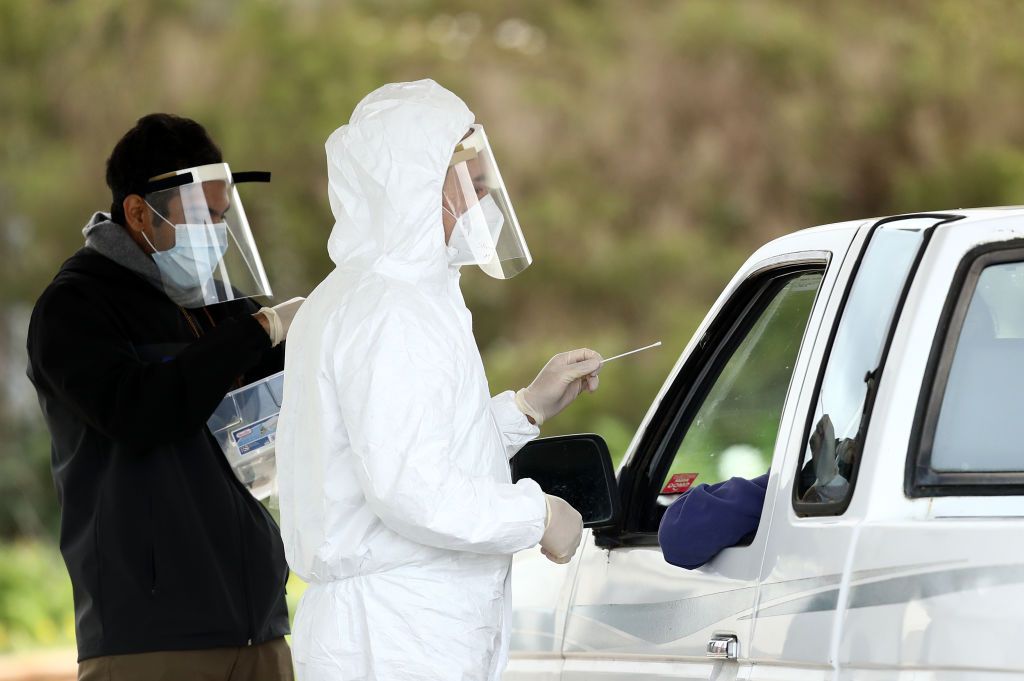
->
xmin=638 ymin=266 xmax=825 ymax=533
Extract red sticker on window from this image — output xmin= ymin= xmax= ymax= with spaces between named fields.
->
xmin=662 ymin=473 xmax=698 ymax=495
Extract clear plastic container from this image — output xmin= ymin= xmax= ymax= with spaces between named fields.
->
xmin=207 ymin=371 xmax=284 ymax=501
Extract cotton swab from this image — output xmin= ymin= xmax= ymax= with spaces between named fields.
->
xmin=601 ymin=341 xmax=662 ymax=364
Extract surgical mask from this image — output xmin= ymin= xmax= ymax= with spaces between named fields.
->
xmin=143 ymin=205 xmax=230 ymax=296
xmin=446 ymin=194 xmax=505 ymax=267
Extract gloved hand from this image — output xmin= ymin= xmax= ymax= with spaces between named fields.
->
xmin=539 ymin=495 xmax=583 ymax=564
xmin=255 ymin=297 xmax=305 ymax=347
xmin=515 ymin=349 xmax=603 ymax=425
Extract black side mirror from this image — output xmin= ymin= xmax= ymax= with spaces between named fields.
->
xmin=511 ymin=434 xmax=621 ymax=529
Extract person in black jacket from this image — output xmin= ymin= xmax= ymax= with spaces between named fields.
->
xmin=26 ymin=114 xmax=302 ymax=680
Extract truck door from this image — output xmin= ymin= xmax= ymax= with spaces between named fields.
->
xmin=840 ymin=213 xmax=1024 ymax=679
xmin=749 ymin=215 xmax=960 ymax=681
xmin=558 ymin=225 xmax=858 ymax=681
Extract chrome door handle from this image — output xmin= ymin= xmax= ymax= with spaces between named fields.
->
xmin=706 ymin=634 xmax=738 ymax=660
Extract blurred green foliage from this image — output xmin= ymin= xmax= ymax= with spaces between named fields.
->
xmin=5 ymin=0 xmax=1024 ymax=651
xmin=0 ymin=544 xmax=74 ymax=651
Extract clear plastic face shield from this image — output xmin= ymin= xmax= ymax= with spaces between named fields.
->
xmin=442 ymin=125 xmax=532 ymax=279
xmin=141 ymin=163 xmax=273 ymax=308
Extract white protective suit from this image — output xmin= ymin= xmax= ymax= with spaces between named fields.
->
xmin=276 ymin=80 xmax=549 ymax=681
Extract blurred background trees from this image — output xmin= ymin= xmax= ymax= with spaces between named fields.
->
xmin=4 ymin=0 xmax=1024 ymax=651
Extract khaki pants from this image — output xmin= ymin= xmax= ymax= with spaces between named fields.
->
xmin=78 ymin=637 xmax=293 ymax=681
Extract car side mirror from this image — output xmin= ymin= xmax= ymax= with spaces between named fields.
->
xmin=511 ymin=434 xmax=621 ymax=530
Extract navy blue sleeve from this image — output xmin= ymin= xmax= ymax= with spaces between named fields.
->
xmin=658 ymin=473 xmax=769 ymax=570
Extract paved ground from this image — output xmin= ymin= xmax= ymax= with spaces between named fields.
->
xmin=0 ymin=650 xmax=76 ymax=681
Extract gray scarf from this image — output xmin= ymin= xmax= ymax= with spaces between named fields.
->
xmin=82 ymin=212 xmax=206 ymax=307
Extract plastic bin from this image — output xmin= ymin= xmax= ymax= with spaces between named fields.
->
xmin=207 ymin=371 xmax=284 ymax=501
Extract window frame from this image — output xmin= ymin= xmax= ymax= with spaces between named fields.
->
xmin=791 ymin=213 xmax=962 ymax=517
xmin=907 ymin=239 xmax=1024 ymax=497
xmin=595 ymin=254 xmax=829 ymax=549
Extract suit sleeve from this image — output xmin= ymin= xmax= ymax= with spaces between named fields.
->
xmin=489 ymin=390 xmax=540 ymax=460
xmin=28 ymin=283 xmax=274 ymax=448
xmin=658 ymin=473 xmax=769 ymax=570
xmin=335 ymin=306 xmax=548 ymax=554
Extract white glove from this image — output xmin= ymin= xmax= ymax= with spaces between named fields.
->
xmin=256 ymin=297 xmax=305 ymax=347
xmin=539 ymin=495 xmax=583 ymax=564
xmin=515 ymin=348 xmax=603 ymax=425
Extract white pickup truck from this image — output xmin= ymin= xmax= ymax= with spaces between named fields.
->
xmin=507 ymin=209 xmax=1024 ymax=681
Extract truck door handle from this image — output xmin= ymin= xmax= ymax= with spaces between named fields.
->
xmin=706 ymin=634 xmax=738 ymax=660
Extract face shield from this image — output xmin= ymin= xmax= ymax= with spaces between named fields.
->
xmin=442 ymin=125 xmax=532 ymax=279
xmin=141 ymin=162 xmax=273 ymax=308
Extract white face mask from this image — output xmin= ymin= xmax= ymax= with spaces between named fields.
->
xmin=446 ymin=194 xmax=505 ymax=267
xmin=143 ymin=207 xmax=230 ymax=296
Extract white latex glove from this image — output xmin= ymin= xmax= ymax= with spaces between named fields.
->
xmin=515 ymin=348 xmax=603 ymax=425
xmin=539 ymin=495 xmax=583 ymax=564
xmin=255 ymin=297 xmax=305 ymax=347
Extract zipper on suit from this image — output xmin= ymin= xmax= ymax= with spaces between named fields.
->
xmin=232 ymin=485 xmax=257 ymax=644
xmin=183 ymin=305 xmax=258 ymax=643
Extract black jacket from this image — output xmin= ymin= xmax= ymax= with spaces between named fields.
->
xmin=26 ymin=247 xmax=290 ymax=661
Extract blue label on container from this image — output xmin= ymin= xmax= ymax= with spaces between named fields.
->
xmin=230 ymin=413 xmax=279 ymax=456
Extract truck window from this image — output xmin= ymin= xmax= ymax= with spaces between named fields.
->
xmin=932 ymin=262 xmax=1024 ymax=471
xmin=795 ymin=221 xmax=929 ymax=515
xmin=658 ymin=270 xmax=822 ymax=508
xmin=911 ymin=244 xmax=1024 ymax=494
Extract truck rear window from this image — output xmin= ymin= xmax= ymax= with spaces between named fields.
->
xmin=931 ymin=261 xmax=1024 ymax=472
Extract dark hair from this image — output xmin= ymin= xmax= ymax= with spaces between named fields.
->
xmin=105 ymin=113 xmax=222 ymax=226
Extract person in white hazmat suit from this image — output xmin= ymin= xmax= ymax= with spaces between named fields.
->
xmin=276 ymin=79 xmax=603 ymax=681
